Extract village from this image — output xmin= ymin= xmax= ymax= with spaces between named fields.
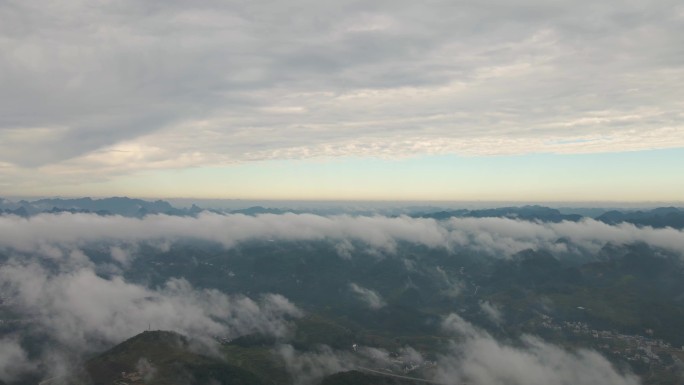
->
xmin=537 ymin=312 xmax=684 ymax=370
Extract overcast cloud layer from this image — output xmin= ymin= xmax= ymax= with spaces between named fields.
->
xmin=1 ymin=0 xmax=683 ymax=188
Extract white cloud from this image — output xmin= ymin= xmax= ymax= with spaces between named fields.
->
xmin=277 ymin=314 xmax=639 ymax=385
xmin=349 ymin=283 xmax=386 ymax=309
xmin=0 ymin=212 xmax=450 ymax=257
xmin=109 ymin=245 xmax=133 ymax=267
xmin=436 ymin=265 xmax=463 ymax=298
xmin=334 ymin=239 xmax=355 ymax=259
xmin=277 ymin=343 xmax=414 ymax=385
xmin=445 ymin=217 xmax=684 ymax=257
xmin=437 ymin=313 xmax=640 ymax=385
xmin=0 ymin=261 xmax=301 ymax=353
xmin=2 ymin=213 xmax=684 ymax=263
xmin=0 ymin=211 xmax=669 ymax=383
xmin=479 ymin=301 xmax=503 ymax=324
xmin=278 ymin=345 xmax=354 ymax=385
xmin=0 ymin=337 xmax=36 ymax=382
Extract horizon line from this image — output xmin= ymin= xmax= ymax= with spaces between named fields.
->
xmin=3 ymin=195 xmax=684 ymax=206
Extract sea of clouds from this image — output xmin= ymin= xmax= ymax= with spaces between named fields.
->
xmin=1 ymin=211 xmax=673 ymax=383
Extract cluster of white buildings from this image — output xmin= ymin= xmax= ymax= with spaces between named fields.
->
xmin=537 ymin=313 xmax=676 ymax=365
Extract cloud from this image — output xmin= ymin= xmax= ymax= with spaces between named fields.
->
xmin=1 ymin=0 xmax=683 ymax=189
xmin=349 ymin=283 xmax=386 ymax=309
xmin=2 ymin=213 xmax=684 ymax=264
xmin=135 ymin=358 xmax=158 ymax=383
xmin=479 ymin=301 xmax=503 ymax=324
xmin=436 ymin=266 xmax=463 ymax=298
xmin=3 ymin=210 xmax=668 ymax=383
xmin=334 ymin=239 xmax=355 ymax=259
xmin=0 ymin=256 xmax=297 ymax=381
xmin=277 ymin=343 xmax=413 ymax=385
xmin=109 ymin=245 xmax=133 ymax=267
xmin=0 ymin=261 xmax=301 ymax=354
xmin=437 ymin=313 xmax=640 ymax=385
xmin=0 ymin=212 xmax=450 ymax=257
xmin=445 ymin=216 xmax=684 ymax=256
xmin=277 ymin=314 xmax=639 ymax=385
xmin=0 ymin=337 xmax=36 ymax=382
xmin=278 ymin=344 xmax=354 ymax=385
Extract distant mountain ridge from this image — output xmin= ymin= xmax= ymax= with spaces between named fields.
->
xmin=414 ymin=205 xmax=684 ymax=229
xmin=413 ymin=205 xmax=582 ymax=222
xmin=595 ymin=207 xmax=684 ymax=229
xmin=1 ymin=197 xmax=683 ymax=228
xmin=0 ymin=197 xmax=203 ymax=218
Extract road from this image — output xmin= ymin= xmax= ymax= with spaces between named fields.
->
xmin=357 ymin=366 xmax=451 ymax=385
xmin=38 ymin=377 xmax=58 ymax=385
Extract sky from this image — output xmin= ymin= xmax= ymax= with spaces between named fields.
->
xmin=1 ymin=0 xmax=683 ymax=201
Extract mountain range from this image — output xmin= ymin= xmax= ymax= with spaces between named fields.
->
xmin=2 ymin=198 xmax=683 ymax=229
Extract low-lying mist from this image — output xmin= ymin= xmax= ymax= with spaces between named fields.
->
xmin=1 ymin=211 xmax=679 ymax=384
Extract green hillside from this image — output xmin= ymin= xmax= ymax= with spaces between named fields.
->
xmin=83 ymin=331 xmax=265 ymax=385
